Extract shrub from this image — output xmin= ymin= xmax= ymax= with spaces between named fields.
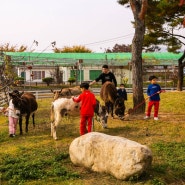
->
xmin=14 ymin=77 xmax=24 ymax=86
xmin=42 ymin=77 xmax=54 ymax=86
xmin=68 ymin=77 xmax=76 ymax=85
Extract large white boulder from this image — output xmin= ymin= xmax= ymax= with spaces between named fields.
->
xmin=69 ymin=132 xmax=152 ymax=180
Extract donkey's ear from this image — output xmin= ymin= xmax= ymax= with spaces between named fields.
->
xmin=9 ymin=93 xmax=16 ymax=98
xmin=20 ymin=92 xmax=24 ymax=96
xmin=51 ymin=89 xmax=53 ymax=93
xmin=9 ymin=92 xmax=13 ymax=97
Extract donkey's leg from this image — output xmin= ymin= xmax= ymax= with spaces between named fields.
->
xmin=19 ymin=116 xmax=23 ymax=135
xmin=32 ymin=113 xmax=35 ymax=128
xmin=51 ymin=123 xmax=53 ymax=136
xmin=110 ymin=103 xmax=114 ymax=118
xmin=51 ymin=121 xmax=57 ymax=140
xmin=25 ymin=114 xmax=30 ymax=133
xmin=52 ymin=122 xmax=58 ymax=140
xmin=105 ymin=102 xmax=110 ymax=115
xmin=52 ymin=113 xmax=61 ymax=140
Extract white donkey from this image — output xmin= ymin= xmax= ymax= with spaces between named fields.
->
xmin=50 ymin=98 xmax=107 ymax=140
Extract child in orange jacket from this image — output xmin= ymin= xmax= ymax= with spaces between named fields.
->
xmin=72 ymin=82 xmax=96 ymax=135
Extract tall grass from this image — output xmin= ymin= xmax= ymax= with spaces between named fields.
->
xmin=0 ymin=91 xmax=185 ymax=185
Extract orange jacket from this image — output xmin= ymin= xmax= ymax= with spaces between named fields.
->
xmin=73 ymin=90 xmax=96 ymax=116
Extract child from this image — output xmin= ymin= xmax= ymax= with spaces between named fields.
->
xmin=117 ymin=84 xmax=127 ymax=100
xmin=72 ymin=83 xmax=96 ymax=135
xmin=144 ymin=76 xmax=161 ymax=121
xmin=6 ymin=90 xmax=20 ymax=137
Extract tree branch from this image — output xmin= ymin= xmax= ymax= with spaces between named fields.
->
xmin=162 ymin=30 xmax=185 ymax=46
xmin=139 ymin=0 xmax=148 ymax=20
xmin=162 ymin=30 xmax=185 ymax=40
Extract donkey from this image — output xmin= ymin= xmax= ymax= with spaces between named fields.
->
xmin=100 ymin=81 xmax=125 ymax=119
xmin=51 ymin=86 xmax=81 ymax=100
xmin=50 ymin=98 xmax=107 ymax=140
xmin=9 ymin=92 xmax=38 ymax=135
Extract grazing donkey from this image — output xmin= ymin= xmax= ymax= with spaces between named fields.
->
xmin=51 ymin=86 xmax=81 ymax=100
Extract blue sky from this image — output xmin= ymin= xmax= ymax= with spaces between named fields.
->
xmin=0 ymin=0 xmax=135 ymax=52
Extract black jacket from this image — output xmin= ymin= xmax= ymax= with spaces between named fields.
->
xmin=95 ymin=72 xmax=117 ymax=87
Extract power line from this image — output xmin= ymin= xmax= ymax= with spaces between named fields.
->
xmin=83 ymin=33 xmax=134 ymax=46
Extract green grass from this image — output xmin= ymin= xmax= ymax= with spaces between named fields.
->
xmin=0 ymin=91 xmax=185 ymax=185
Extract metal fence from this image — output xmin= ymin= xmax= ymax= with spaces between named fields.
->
xmin=27 ymin=87 xmax=183 ymax=100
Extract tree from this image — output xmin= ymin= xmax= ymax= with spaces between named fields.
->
xmin=53 ymin=45 xmax=92 ymax=53
xmin=143 ymin=1 xmax=185 ymax=52
xmin=177 ymin=50 xmax=185 ymax=91
xmin=117 ymin=0 xmax=185 ymax=113
xmin=0 ymin=43 xmax=27 ymax=86
xmin=42 ymin=77 xmax=54 ymax=86
xmin=49 ymin=65 xmax=63 ymax=84
xmin=105 ymin=44 xmax=131 ymax=52
xmin=118 ymin=0 xmax=148 ymax=114
xmin=1 ymin=55 xmax=16 ymax=85
xmin=0 ymin=43 xmax=27 ymax=52
xmin=142 ymin=0 xmax=185 ymax=90
xmin=68 ymin=77 xmax=76 ymax=85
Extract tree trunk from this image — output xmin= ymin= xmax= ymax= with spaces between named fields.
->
xmin=177 ymin=50 xmax=185 ymax=91
xmin=131 ymin=0 xmax=147 ymax=114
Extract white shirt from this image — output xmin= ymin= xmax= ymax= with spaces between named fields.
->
xmin=8 ymin=99 xmax=19 ymax=118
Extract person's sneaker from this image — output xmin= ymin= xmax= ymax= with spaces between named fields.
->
xmin=154 ymin=117 xmax=159 ymax=121
xmin=9 ymin=134 xmax=15 ymax=137
xmin=144 ymin=116 xmax=150 ymax=119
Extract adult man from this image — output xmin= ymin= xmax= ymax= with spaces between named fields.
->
xmin=89 ymin=64 xmax=117 ymax=87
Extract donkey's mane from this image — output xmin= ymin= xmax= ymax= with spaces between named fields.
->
xmin=100 ymin=81 xmax=117 ymax=103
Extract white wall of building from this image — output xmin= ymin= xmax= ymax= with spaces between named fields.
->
xmin=17 ymin=65 xmax=132 ymax=85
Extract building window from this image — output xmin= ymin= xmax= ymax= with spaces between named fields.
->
xmin=32 ymin=71 xmax=45 ymax=80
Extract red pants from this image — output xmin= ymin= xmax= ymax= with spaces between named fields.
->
xmin=146 ymin=101 xmax=160 ymax=117
xmin=80 ymin=116 xmax=93 ymax=135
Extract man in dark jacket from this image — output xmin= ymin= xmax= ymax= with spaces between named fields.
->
xmin=89 ymin=64 xmax=117 ymax=87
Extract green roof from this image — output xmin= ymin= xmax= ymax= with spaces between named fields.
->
xmin=0 ymin=52 xmax=183 ymax=66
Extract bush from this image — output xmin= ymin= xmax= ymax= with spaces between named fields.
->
xmin=68 ymin=77 xmax=76 ymax=85
xmin=42 ymin=77 xmax=54 ymax=86
xmin=14 ymin=77 xmax=24 ymax=86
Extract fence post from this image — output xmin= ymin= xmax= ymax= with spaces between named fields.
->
xmin=35 ymin=91 xmax=39 ymax=99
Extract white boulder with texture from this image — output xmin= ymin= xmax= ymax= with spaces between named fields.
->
xmin=69 ymin=132 xmax=152 ymax=180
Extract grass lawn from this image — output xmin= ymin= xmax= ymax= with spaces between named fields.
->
xmin=0 ymin=91 xmax=185 ymax=185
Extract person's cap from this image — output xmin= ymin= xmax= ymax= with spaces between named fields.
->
xmin=102 ymin=64 xmax=108 ymax=69
xmin=149 ymin=75 xmax=158 ymax=81
xmin=80 ymin=83 xmax=89 ymax=89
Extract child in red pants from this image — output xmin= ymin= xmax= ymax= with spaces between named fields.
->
xmin=72 ymin=83 xmax=96 ymax=135
xmin=144 ymin=76 xmax=161 ymax=121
